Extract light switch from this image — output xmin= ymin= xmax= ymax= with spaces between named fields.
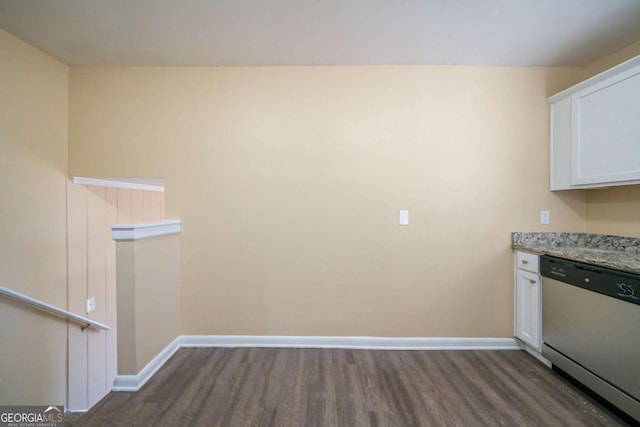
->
xmin=399 ymin=210 xmax=409 ymax=226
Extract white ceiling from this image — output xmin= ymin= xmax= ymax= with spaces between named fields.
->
xmin=1 ymin=0 xmax=640 ymax=67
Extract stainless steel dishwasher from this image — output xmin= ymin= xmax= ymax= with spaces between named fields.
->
xmin=540 ymin=255 xmax=640 ymax=423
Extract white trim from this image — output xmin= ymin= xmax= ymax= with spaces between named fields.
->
xmin=547 ymin=54 xmax=640 ymax=103
xmin=110 ymin=220 xmax=182 ymax=241
xmin=112 ymin=337 xmax=181 ymax=392
xmin=178 ymin=335 xmax=521 ymax=350
xmin=523 ymin=344 xmax=552 ymax=368
xmin=71 ymin=176 xmax=164 ymax=192
xmin=111 ymin=335 xmax=520 ymax=392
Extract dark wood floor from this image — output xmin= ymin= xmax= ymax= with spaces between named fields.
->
xmin=70 ymin=348 xmax=627 ymax=426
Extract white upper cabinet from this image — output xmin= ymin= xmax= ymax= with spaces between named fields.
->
xmin=548 ymin=55 xmax=640 ymax=190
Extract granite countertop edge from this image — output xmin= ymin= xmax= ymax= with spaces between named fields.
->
xmin=512 ymin=232 xmax=640 ymax=274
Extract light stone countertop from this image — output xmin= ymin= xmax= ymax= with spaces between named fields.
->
xmin=512 ymin=232 xmax=640 ymax=274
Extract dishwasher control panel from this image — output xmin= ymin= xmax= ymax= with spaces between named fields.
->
xmin=540 ymin=255 xmax=640 ymax=306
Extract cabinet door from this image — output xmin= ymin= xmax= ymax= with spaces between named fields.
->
xmin=516 ymin=270 xmax=541 ymax=350
xmin=571 ymin=66 xmax=640 ymax=185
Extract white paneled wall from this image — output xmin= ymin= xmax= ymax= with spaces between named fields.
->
xmin=66 ymin=182 xmax=163 ymax=411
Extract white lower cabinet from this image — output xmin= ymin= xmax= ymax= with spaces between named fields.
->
xmin=515 ymin=269 xmax=541 ymax=350
xmin=514 ymin=250 xmax=542 ymax=352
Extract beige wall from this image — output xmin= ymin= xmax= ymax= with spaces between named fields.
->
xmin=115 ymin=235 xmax=180 ymax=374
xmin=134 ymin=235 xmax=180 ymax=371
xmin=585 ymin=39 xmax=640 ymax=78
xmin=585 ymin=186 xmax=640 ymax=237
xmin=115 ymin=242 xmax=136 ymax=375
xmin=0 ymin=29 xmax=69 ymax=405
xmin=583 ymin=39 xmax=640 ymax=238
xmin=69 ymin=66 xmax=586 ymax=338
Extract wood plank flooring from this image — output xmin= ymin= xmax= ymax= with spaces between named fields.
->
xmin=70 ymin=348 xmax=628 ymax=426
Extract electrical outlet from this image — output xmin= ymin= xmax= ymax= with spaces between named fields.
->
xmin=86 ymin=297 xmax=96 ymax=313
xmin=540 ymin=210 xmax=550 ymax=225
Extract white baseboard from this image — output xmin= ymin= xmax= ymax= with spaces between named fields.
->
xmin=523 ymin=344 xmax=552 ymax=368
xmin=112 ymin=335 xmax=520 ymax=392
xmin=179 ymin=335 xmax=521 ymax=350
xmin=112 ymin=336 xmax=181 ymax=392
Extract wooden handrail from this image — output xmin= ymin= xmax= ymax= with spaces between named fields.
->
xmin=0 ymin=286 xmax=109 ymax=331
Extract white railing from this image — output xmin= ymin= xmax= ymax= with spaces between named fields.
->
xmin=0 ymin=286 xmax=109 ymax=331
